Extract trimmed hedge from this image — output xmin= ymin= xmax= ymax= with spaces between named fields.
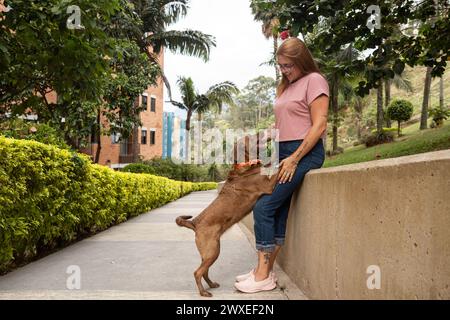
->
xmin=0 ymin=136 xmax=217 ymax=273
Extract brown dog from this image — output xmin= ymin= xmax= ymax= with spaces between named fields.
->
xmin=176 ymin=158 xmax=278 ymax=297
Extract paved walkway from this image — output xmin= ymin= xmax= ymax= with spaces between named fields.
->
xmin=0 ymin=190 xmax=306 ymax=300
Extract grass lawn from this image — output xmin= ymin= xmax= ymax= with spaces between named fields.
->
xmin=323 ymin=122 xmax=450 ymax=168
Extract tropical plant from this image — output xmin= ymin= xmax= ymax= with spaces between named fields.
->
xmin=169 ymin=77 xmax=239 ymax=162
xmin=429 ymin=105 xmax=450 ymax=128
xmin=129 ymin=0 xmax=216 ymax=99
xmin=250 ymin=0 xmax=284 ymax=81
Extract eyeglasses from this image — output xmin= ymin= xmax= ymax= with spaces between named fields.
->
xmin=277 ymin=63 xmax=295 ymax=71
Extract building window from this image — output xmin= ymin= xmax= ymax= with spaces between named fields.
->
xmin=150 ymin=97 xmax=156 ymax=112
xmin=142 ymin=95 xmax=148 ymax=109
xmin=150 ymin=130 xmax=156 ymax=145
xmin=111 ymin=132 xmax=121 ymax=144
xmin=141 ymin=129 xmax=147 ymax=145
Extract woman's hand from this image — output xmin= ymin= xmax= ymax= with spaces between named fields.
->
xmin=277 ymin=155 xmax=298 ymax=183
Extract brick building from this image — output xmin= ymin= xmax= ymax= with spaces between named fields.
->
xmin=86 ymin=53 xmax=165 ymax=169
xmin=18 ymin=54 xmax=165 ymax=169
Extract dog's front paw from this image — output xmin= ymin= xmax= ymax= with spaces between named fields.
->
xmin=209 ymin=282 xmax=220 ymax=289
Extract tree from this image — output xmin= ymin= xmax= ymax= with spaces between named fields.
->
xmin=377 ymin=80 xmax=384 ymax=135
xmin=207 ymin=163 xmax=220 ymax=182
xmin=101 ymin=40 xmax=159 ymax=163
xmin=266 ymin=0 xmax=448 ymax=145
xmin=0 ymin=0 xmax=124 ymax=111
xmin=227 ymin=76 xmax=276 ymax=130
xmin=315 ymin=41 xmax=363 ymax=153
xmin=439 ymin=76 xmax=445 ymax=109
xmin=0 ymin=0 xmax=142 ymax=153
xmin=353 ymin=96 xmax=368 ymax=140
xmin=387 ymin=99 xmax=414 ymax=137
xmin=385 ymin=72 xmax=414 ymax=128
xmin=129 ymin=0 xmax=216 ymax=100
xmin=250 ymin=0 xmax=284 ymax=81
xmin=169 ymin=77 xmax=239 ymax=162
xmin=0 ymin=0 xmax=218 ymax=161
xmin=419 ymin=0 xmax=449 ymax=130
xmin=271 ymin=0 xmax=449 ymax=94
xmin=420 ymin=66 xmax=433 ymax=129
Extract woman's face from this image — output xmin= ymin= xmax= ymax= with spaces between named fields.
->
xmin=277 ymin=55 xmax=302 ymax=83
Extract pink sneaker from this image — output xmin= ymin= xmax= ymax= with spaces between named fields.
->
xmin=235 ymin=269 xmax=277 ymax=283
xmin=235 ymin=269 xmax=255 ymax=282
xmin=234 ymin=274 xmax=277 ymax=293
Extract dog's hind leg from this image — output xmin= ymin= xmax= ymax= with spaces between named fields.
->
xmin=194 ymin=234 xmax=220 ymax=297
xmin=203 ymin=269 xmax=220 ymax=289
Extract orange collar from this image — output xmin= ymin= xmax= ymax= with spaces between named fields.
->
xmin=233 ymin=159 xmax=261 ymax=170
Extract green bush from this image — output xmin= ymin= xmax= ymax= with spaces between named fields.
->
xmin=370 ymin=127 xmax=398 ymax=134
xmin=0 ymin=136 xmax=216 ymax=273
xmin=429 ymin=105 xmax=450 ymax=128
xmin=387 ymin=99 xmax=414 ymax=136
xmin=123 ymin=157 xmax=231 ymax=182
xmin=362 ymin=131 xmax=395 ymax=147
xmin=0 ymin=118 xmax=70 ymax=150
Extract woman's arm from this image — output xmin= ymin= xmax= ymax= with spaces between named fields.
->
xmin=278 ymin=94 xmax=329 ymax=183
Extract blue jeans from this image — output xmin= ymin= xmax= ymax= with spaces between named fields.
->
xmin=253 ymin=139 xmax=325 ymax=252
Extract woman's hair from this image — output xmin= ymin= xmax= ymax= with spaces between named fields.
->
xmin=276 ymin=38 xmax=322 ymax=97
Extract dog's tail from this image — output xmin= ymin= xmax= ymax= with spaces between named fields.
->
xmin=175 ymin=215 xmax=195 ymax=231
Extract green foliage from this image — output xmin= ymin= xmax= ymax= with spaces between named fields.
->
xmin=0 ymin=137 xmax=216 ymax=273
xmin=387 ymin=100 xmax=414 ymax=122
xmin=324 ymin=123 xmax=450 ymax=168
xmin=0 ymin=0 xmax=151 ymax=150
xmin=0 ymin=118 xmax=70 ymax=150
xmin=0 ymin=0 xmax=123 ymax=105
xmin=362 ymin=131 xmax=395 ymax=147
xmin=227 ymin=76 xmax=276 ymax=130
xmin=131 ymin=0 xmax=216 ymax=62
xmin=271 ymin=0 xmax=449 ymax=95
xmin=387 ymin=99 xmax=414 ymax=136
xmin=370 ymin=127 xmax=399 ymax=134
xmin=207 ymin=163 xmax=221 ymax=182
xmin=123 ymin=158 xmax=230 ymax=182
xmin=429 ymin=105 xmax=450 ymax=128
xmin=170 ymin=76 xmax=240 ymax=132
xmin=102 ymin=40 xmax=159 ymax=139
xmin=0 ymin=0 xmax=221 ymax=153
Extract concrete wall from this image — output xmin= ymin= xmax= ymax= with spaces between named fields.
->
xmin=241 ymin=150 xmax=450 ymax=299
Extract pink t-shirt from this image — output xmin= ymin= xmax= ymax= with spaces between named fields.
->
xmin=274 ymin=72 xmax=329 ymax=142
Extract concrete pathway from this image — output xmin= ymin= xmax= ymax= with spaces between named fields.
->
xmin=0 ymin=190 xmax=306 ymax=300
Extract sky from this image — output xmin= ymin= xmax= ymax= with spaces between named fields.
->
xmin=162 ymin=0 xmax=275 ymax=118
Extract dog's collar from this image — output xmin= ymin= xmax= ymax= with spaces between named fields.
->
xmin=233 ymin=159 xmax=261 ymax=170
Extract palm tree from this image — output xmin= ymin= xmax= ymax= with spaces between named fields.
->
xmin=169 ymin=77 xmax=239 ymax=162
xmin=420 ymin=66 xmax=433 ymax=129
xmin=418 ymin=0 xmax=447 ymax=130
xmin=130 ymin=0 xmax=216 ymax=99
xmin=318 ymin=44 xmax=362 ymax=153
xmin=353 ymin=96 xmax=367 ymax=141
xmin=250 ymin=0 xmax=281 ymax=81
xmin=376 ymin=80 xmax=384 ymax=135
xmin=118 ymin=1 xmax=216 ymax=162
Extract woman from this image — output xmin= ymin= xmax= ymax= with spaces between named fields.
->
xmin=235 ymin=37 xmax=329 ymax=293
